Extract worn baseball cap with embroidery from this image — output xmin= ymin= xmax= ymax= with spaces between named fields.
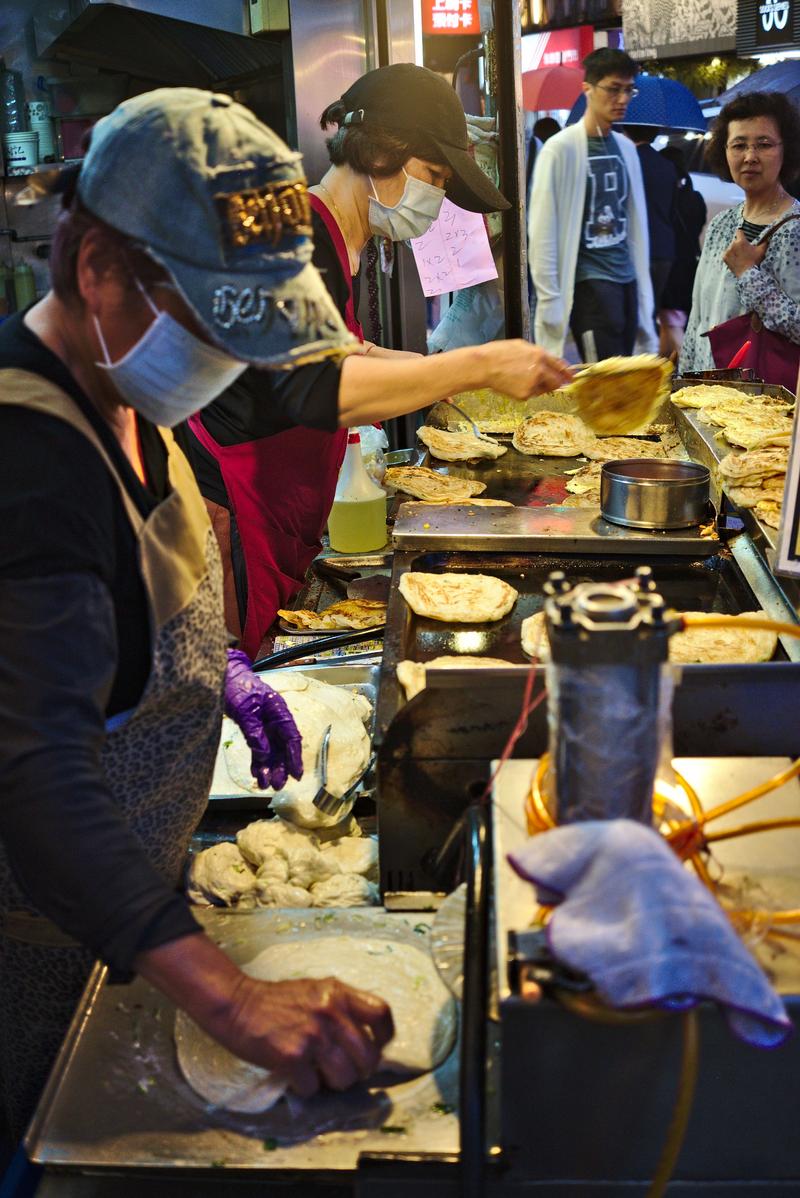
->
xmin=76 ymin=87 xmax=356 ymax=368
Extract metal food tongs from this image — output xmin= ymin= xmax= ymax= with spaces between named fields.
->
xmin=312 ymin=724 xmax=376 ymax=820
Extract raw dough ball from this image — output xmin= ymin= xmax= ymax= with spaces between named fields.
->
xmin=322 ymin=837 xmax=379 ymax=881
xmin=310 ymin=873 xmax=378 ymax=908
xmin=285 ymin=842 xmax=337 ymax=889
xmin=255 ymin=881 xmax=313 ymax=909
xmin=256 ymin=853 xmax=289 ymax=886
xmin=237 ymin=818 xmax=315 ymax=868
xmin=186 ymin=842 xmax=257 ymax=908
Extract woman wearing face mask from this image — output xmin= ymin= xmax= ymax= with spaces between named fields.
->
xmin=0 ymin=89 xmax=394 ymax=1162
xmin=183 ymin=64 xmax=574 ymax=658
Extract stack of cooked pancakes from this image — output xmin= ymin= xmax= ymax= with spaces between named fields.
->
xmin=399 ymin=571 xmax=518 ymax=622
xmin=384 ymin=466 xmax=486 ymax=502
xmin=512 ymin=411 xmax=597 ymax=457
xmin=417 ymin=425 xmax=507 ymax=462
xmin=718 ymin=447 xmax=789 ymax=530
xmin=673 ymin=385 xmax=794 ymax=451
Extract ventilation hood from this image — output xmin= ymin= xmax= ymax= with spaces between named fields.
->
xmin=32 ymin=0 xmax=284 ymax=86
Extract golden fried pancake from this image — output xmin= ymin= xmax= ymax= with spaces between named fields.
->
xmin=564 ymin=462 xmax=603 ymax=498
xmin=669 ymin=612 xmax=778 ymax=664
xmin=570 ymin=355 xmax=673 ymax=434
xmin=417 ymin=425 xmax=507 ymax=461
xmin=278 ymin=599 xmax=386 ymax=631
xmin=584 ymin=436 xmax=667 ymax=462
xmin=512 ymin=411 xmax=596 ymax=457
xmin=671 ymin=384 xmax=747 ymax=409
xmin=384 ymin=466 xmax=486 ymax=502
xmin=718 ymin=447 xmax=789 ymax=482
xmin=398 ymin=572 xmax=518 ymax=623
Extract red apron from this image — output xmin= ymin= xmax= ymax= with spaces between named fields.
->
xmin=188 ymin=195 xmax=361 ymax=658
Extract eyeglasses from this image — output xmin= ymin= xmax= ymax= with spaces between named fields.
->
xmin=726 ymin=139 xmax=783 ymax=156
xmin=595 ymin=84 xmax=639 ymax=99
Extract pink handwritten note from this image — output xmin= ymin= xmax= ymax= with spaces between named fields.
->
xmin=410 ymin=197 xmax=498 ymax=298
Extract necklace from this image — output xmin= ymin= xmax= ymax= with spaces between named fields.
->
xmin=316 ymin=183 xmax=360 ymax=275
xmin=744 ymin=185 xmax=791 ymax=224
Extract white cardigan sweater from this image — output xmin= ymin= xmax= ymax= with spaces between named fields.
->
xmin=529 ymin=121 xmax=656 ymax=357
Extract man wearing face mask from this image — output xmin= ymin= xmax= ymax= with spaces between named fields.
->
xmin=182 ymin=64 xmax=574 ymax=657
xmin=0 ymin=89 xmax=395 ymax=1160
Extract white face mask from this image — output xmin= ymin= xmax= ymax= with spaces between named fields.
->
xmin=368 ymin=169 xmax=446 ymax=241
xmin=94 ymin=281 xmax=247 ymax=427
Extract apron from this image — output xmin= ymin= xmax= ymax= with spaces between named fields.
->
xmin=188 ymin=194 xmax=362 ymax=659
xmin=0 ymin=369 xmax=228 ymax=1141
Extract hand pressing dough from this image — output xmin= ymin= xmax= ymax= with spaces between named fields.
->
xmin=310 ymin=873 xmax=378 ymax=907
xmin=175 ymin=934 xmax=457 ymax=1112
xmin=186 ymin=842 xmax=258 ymax=909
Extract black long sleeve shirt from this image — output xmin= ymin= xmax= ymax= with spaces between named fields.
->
xmin=0 ymin=315 xmax=201 ymax=974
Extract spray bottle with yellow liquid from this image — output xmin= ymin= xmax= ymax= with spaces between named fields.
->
xmin=327 ymin=430 xmax=387 ymax=553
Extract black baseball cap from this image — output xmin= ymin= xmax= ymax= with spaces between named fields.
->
xmin=339 ymin=64 xmax=510 ymax=214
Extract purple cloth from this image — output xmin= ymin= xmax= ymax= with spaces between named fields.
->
xmin=224 ymin=649 xmax=303 ymax=791
xmin=508 ymin=820 xmax=792 ymax=1048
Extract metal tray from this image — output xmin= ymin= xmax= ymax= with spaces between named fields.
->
xmin=26 ymin=908 xmax=460 ymax=1174
xmin=277 ymin=553 xmax=393 ymax=635
xmin=376 ymin=547 xmax=793 ymax=741
xmin=208 ymin=662 xmax=379 ymax=804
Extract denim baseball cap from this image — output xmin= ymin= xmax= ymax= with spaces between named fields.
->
xmin=77 ymin=87 xmax=356 ymax=369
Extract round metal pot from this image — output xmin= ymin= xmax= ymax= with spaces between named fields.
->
xmin=600 ymin=459 xmax=710 ymax=529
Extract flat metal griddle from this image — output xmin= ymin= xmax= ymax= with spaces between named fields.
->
xmin=26 ymin=909 xmax=460 ymax=1175
xmin=375 ymin=547 xmax=790 ymax=741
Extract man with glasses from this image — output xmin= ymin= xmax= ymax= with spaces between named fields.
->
xmin=530 ymin=48 xmax=656 ymax=362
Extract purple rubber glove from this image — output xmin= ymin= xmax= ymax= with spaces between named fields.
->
xmin=224 ymin=650 xmax=303 ymax=791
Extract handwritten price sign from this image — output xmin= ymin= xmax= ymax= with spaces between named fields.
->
xmin=410 ymin=197 xmax=498 ymax=298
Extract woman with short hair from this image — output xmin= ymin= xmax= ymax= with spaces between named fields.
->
xmin=184 ymin=64 xmax=574 ymax=658
xmin=679 ymin=92 xmax=800 ymax=376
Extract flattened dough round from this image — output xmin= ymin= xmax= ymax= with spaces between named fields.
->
xmin=175 ymin=935 xmax=457 ymax=1112
xmin=399 ymin=572 xmax=518 ymax=623
xmin=669 ymin=612 xmax=778 ymax=664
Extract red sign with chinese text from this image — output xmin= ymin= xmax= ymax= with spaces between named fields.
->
xmin=521 ymin=25 xmax=595 ymax=70
xmin=422 ymin=0 xmax=481 ymax=35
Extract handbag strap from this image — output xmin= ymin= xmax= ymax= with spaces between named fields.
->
xmin=755 ymin=211 xmax=800 ymax=246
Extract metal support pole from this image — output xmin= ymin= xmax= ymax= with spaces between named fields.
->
xmin=492 ymin=2 xmax=529 ymax=340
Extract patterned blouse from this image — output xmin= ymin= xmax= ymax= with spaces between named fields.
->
xmin=679 ymin=200 xmax=800 ymax=373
